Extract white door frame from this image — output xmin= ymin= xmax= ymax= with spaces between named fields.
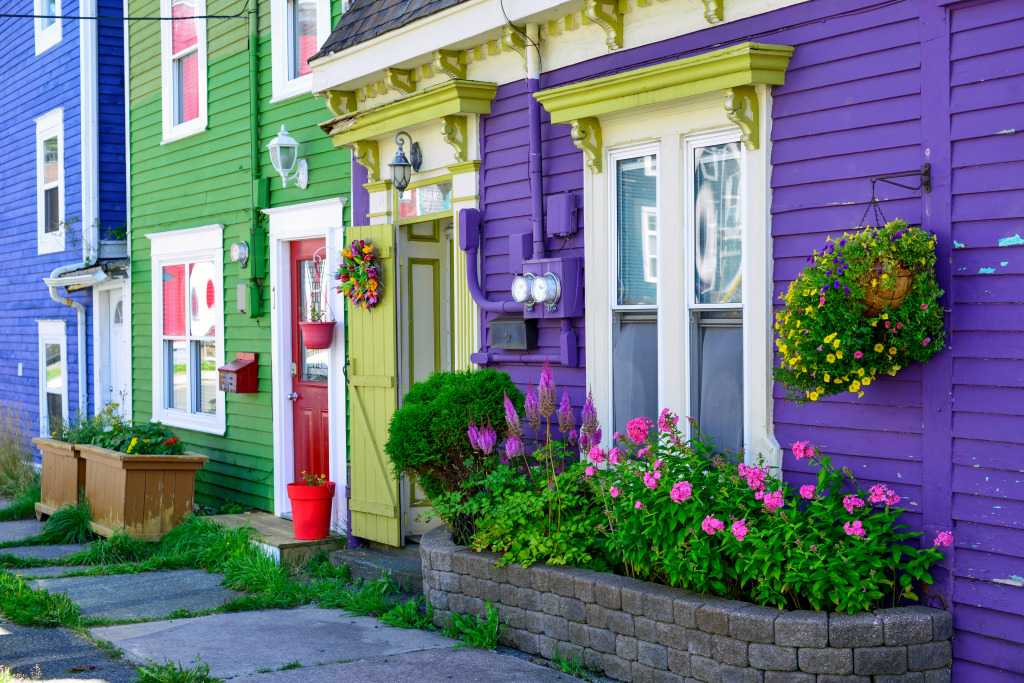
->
xmin=94 ymin=278 xmax=131 ymax=414
xmin=264 ymin=198 xmax=348 ymax=528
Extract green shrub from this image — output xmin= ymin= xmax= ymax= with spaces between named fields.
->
xmin=51 ymin=402 xmax=126 ymax=444
xmin=385 ymin=369 xmax=523 ymax=500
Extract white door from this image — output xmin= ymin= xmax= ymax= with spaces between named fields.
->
xmin=99 ymin=284 xmax=129 ymax=413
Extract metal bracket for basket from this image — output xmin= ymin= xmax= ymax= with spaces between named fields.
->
xmin=870 ymin=164 xmax=931 ymax=194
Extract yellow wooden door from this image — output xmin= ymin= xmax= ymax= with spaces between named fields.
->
xmin=346 ymin=224 xmax=402 ymax=547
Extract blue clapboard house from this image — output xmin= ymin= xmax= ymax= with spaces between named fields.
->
xmin=0 ymin=0 xmax=128 ymax=445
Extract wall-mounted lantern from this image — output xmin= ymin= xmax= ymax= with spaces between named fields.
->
xmin=388 ymin=130 xmax=421 ymax=197
xmin=267 ymin=125 xmax=309 ymax=189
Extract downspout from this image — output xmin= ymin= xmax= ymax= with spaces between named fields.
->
xmin=526 ymin=23 xmax=545 ymax=260
xmin=46 ymin=0 xmax=100 ymax=416
xmin=249 ymin=2 xmax=260 ymax=202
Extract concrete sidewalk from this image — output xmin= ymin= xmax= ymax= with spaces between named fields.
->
xmin=0 ymin=617 xmax=138 ymax=682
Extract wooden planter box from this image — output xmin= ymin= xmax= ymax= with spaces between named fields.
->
xmin=78 ymin=444 xmax=209 ymax=541
xmin=31 ymin=437 xmax=85 ymax=519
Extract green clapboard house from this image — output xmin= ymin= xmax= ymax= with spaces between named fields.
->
xmin=127 ymin=0 xmax=351 ymax=515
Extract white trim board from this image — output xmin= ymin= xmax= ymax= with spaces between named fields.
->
xmin=264 ymin=197 xmax=348 ymax=530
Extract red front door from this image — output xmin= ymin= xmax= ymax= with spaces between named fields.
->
xmin=291 ymin=239 xmax=330 ymax=483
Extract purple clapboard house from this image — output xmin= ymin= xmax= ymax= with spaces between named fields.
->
xmin=310 ymin=0 xmax=1023 ymax=678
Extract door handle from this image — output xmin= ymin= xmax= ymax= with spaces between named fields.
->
xmin=287 ymin=392 xmax=299 ymax=402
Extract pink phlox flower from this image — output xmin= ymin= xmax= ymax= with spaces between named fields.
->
xmin=658 ymin=408 xmax=679 ymax=433
xmin=653 ymin=459 xmax=663 ymax=469
xmin=701 ymin=515 xmax=725 ymax=535
xmin=763 ymin=490 xmax=784 ymax=513
xmin=867 ymin=484 xmax=900 ymax=506
xmin=737 ymin=463 xmax=767 ymax=492
xmin=792 ymin=440 xmax=811 ymax=460
xmin=653 ymin=470 xmax=662 ymax=481
xmin=854 ymin=351 xmax=864 ymax=359
xmin=634 ymin=500 xmax=645 ymax=510
xmin=642 ymin=472 xmax=659 ymax=491
xmin=589 ymin=446 xmax=605 ymax=465
xmin=933 ymin=530 xmax=954 ymax=547
xmin=670 ymin=481 xmax=692 ymax=503
xmin=585 ymin=466 xmax=596 ymax=477
xmin=627 ymin=417 xmax=653 ymax=445
xmin=613 ymin=432 xmax=625 ymax=441
xmin=638 ymin=447 xmax=651 ymax=459
xmin=843 ymin=495 xmax=865 ymax=514
xmin=609 ymin=487 xmax=620 ymax=498
xmin=799 ymin=484 xmax=817 ymax=500
xmin=730 ymin=519 xmax=748 ymax=542
xmin=608 ymin=448 xmax=623 ymax=466
xmin=843 ymin=520 xmax=866 ymax=537
xmin=754 ymin=491 xmax=765 ymax=501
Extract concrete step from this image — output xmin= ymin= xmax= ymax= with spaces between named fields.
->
xmin=207 ymin=511 xmax=344 ymax=566
xmin=330 ymin=542 xmax=424 ymax=595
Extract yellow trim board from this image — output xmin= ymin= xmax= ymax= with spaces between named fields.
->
xmin=534 ymin=42 xmax=794 ymax=124
xmin=321 ymin=80 xmax=498 ymax=147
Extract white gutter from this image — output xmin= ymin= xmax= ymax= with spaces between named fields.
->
xmin=46 ymin=0 xmax=100 ymax=416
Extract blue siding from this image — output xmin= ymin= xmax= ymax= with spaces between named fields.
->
xmin=0 ymin=0 xmax=125 ymax=446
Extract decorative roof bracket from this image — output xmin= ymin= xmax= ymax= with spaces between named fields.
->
xmin=353 ymin=139 xmax=381 ymax=183
xmin=433 ymin=49 xmax=466 ymax=80
xmin=570 ymin=118 xmax=602 ymax=173
xmin=440 ymin=115 xmax=468 ymax=162
xmin=324 ymin=90 xmax=357 ymax=118
xmin=584 ymin=0 xmax=623 ymax=51
xmin=384 ymin=68 xmax=415 ymax=95
xmin=700 ymin=0 xmax=724 ymax=24
xmin=502 ymin=25 xmax=528 ymax=63
xmin=724 ymin=85 xmax=759 ymax=151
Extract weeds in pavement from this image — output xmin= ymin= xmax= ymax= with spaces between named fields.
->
xmin=0 ymin=405 xmax=36 ymax=500
xmin=0 ymin=484 xmax=41 ymax=523
xmin=71 ymin=529 xmax=153 ymax=564
xmin=0 ymin=572 xmax=82 ymax=628
xmin=379 ymin=595 xmax=434 ymax=630
xmin=279 ymin=661 xmax=302 ymax=671
xmin=443 ymin=600 xmax=505 ymax=649
xmin=134 ymin=655 xmax=223 ymax=683
xmin=318 ymin=571 xmax=401 ymax=616
xmin=550 ymin=643 xmax=594 ymax=680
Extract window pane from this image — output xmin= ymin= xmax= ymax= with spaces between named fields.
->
xmin=616 ymin=155 xmax=658 ymax=306
xmin=612 ymin=313 xmax=658 ymax=438
xmin=398 ymin=181 xmax=453 ymax=219
xmin=175 ymin=51 xmax=199 ymax=124
xmin=46 ymin=393 xmax=63 ymax=434
xmin=299 ymin=258 xmax=330 ymax=382
xmin=693 ymin=142 xmax=743 ymax=304
xmin=170 ymin=0 xmax=197 ymax=53
xmin=165 ymin=339 xmax=187 ymax=411
xmin=162 ymin=265 xmax=186 ymax=335
xmin=189 ymin=261 xmax=217 ymax=337
xmin=292 ymin=0 xmax=317 ymax=78
xmin=44 ymin=188 xmax=59 ymax=233
xmin=41 ymin=0 xmax=56 ymax=28
xmin=45 ymin=343 xmax=62 ymax=392
xmin=43 ymin=137 xmax=58 ymax=184
xmin=694 ymin=320 xmax=743 ymax=454
xmin=193 ymin=340 xmax=217 ymax=414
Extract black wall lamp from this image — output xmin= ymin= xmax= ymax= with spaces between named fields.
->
xmin=388 ymin=131 xmax=422 ymax=197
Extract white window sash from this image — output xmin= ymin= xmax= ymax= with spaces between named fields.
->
xmin=160 ymin=0 xmax=208 ymax=143
xmin=37 ymin=320 xmax=69 ymax=437
xmin=270 ymin=0 xmax=332 ymax=103
xmin=34 ymin=0 xmax=62 ymax=55
xmin=36 ymin=109 xmax=64 ymax=255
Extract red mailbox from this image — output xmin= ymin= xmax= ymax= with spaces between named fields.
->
xmin=218 ymin=352 xmax=258 ymax=393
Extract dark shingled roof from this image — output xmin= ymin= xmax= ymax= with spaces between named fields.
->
xmin=311 ymin=0 xmax=472 ymax=62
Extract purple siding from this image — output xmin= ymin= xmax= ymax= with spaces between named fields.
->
xmin=474 ymin=0 xmax=1024 ymax=677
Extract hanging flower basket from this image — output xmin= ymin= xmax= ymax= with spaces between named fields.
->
xmin=773 ymin=219 xmax=946 ymax=404
xmin=299 ymin=321 xmax=336 ymax=350
xmin=335 ymin=239 xmax=383 ymax=311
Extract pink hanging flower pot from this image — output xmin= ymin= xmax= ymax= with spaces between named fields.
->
xmin=299 ymin=321 xmax=336 ymax=349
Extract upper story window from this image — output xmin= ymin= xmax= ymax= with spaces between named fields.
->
xmin=36 ymin=109 xmax=65 ymax=255
xmin=161 ymin=0 xmax=208 ymax=142
xmin=34 ymin=0 xmax=62 ymax=55
xmin=271 ymin=0 xmax=331 ymax=101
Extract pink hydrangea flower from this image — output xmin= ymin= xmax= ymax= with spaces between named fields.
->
xmin=635 ymin=500 xmax=645 ymax=510
xmin=843 ymin=495 xmax=865 ymax=514
xmin=701 ymin=515 xmax=725 ymax=535
xmin=867 ymin=484 xmax=900 ymax=506
xmin=792 ymin=440 xmax=811 ymax=460
xmin=844 ymin=520 xmax=866 ymax=537
xmin=589 ymin=446 xmax=605 ymax=465
xmin=763 ymin=490 xmax=784 ymax=513
xmin=730 ymin=519 xmax=748 ymax=542
xmin=627 ymin=417 xmax=653 ymax=445
xmin=670 ymin=481 xmax=692 ymax=503
xmin=642 ymin=472 xmax=659 ymax=491
xmin=609 ymin=487 xmax=620 ymax=498
xmin=658 ymin=408 xmax=679 ymax=432
xmin=799 ymin=484 xmax=817 ymax=500
xmin=933 ymin=530 xmax=954 ymax=547
xmin=585 ymin=466 xmax=596 ymax=477
xmin=608 ymin=448 xmax=623 ymax=466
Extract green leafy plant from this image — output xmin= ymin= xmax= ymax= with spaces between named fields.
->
xmin=774 ymin=219 xmax=946 ymax=403
xmin=319 ymin=572 xmax=401 ymax=616
xmin=550 ymin=644 xmax=592 ymax=680
xmin=298 ymin=471 xmax=328 ymax=486
xmin=50 ymin=403 xmax=126 ymax=444
xmin=91 ymin=421 xmax=185 ymax=455
xmin=380 ymin=596 xmax=434 ymax=630
xmin=0 ymin=572 xmax=82 ymax=628
xmin=444 ymin=601 xmax=505 ymax=649
xmin=36 ymin=499 xmax=98 ymax=545
xmin=134 ymin=655 xmax=223 ymax=683
xmin=385 ymin=369 xmax=524 ymax=504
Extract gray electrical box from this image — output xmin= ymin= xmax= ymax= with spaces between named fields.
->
xmin=488 ymin=316 xmax=538 ymax=350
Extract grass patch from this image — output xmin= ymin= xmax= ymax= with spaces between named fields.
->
xmin=0 ymin=484 xmax=40 ymax=522
xmin=443 ymin=600 xmax=505 ymax=649
xmin=0 ymin=404 xmax=37 ymax=500
xmin=134 ymin=655 xmax=223 ymax=683
xmin=379 ymin=595 xmax=434 ymax=630
xmin=0 ymin=572 xmax=82 ymax=628
xmin=0 ymin=499 xmax=99 ymax=550
xmin=279 ymin=660 xmax=302 ymax=671
xmin=317 ymin=571 xmax=401 ymax=617
xmin=550 ymin=643 xmax=595 ymax=680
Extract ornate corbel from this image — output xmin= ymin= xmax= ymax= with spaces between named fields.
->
xmin=700 ymin=0 xmax=724 ymax=24
xmin=352 ymin=139 xmax=381 ymax=183
xmin=724 ymin=85 xmax=759 ymax=151
xmin=584 ymin=0 xmax=623 ymax=51
xmin=433 ymin=49 xmax=466 ymax=80
xmin=570 ymin=117 xmax=602 ymax=173
xmin=440 ymin=115 xmax=468 ymax=163
xmin=502 ymin=25 xmax=527 ymax=63
xmin=324 ymin=90 xmax=356 ymax=118
xmin=384 ymin=68 xmax=415 ymax=95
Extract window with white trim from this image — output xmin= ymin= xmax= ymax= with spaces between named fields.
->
xmin=34 ymin=0 xmax=62 ymax=54
xmin=160 ymin=0 xmax=208 ymax=142
xmin=270 ymin=0 xmax=332 ymax=101
xmin=36 ymin=109 xmax=64 ymax=255
xmin=148 ymin=225 xmax=225 ymax=433
xmin=37 ymin=320 xmax=68 ymax=437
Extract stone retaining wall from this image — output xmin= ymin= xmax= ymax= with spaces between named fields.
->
xmin=420 ymin=528 xmax=952 ymax=683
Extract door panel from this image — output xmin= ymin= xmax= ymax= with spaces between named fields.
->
xmin=346 ymin=225 xmax=401 ymax=546
xmin=291 ymin=239 xmax=330 ymax=482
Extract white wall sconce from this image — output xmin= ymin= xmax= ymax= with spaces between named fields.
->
xmin=388 ymin=130 xmax=422 ymax=197
xmin=267 ymin=125 xmax=309 ymax=189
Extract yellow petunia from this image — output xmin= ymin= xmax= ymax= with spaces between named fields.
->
xmin=881 ymin=313 xmax=889 ymax=320
xmin=836 ymin=351 xmax=844 ymax=359
xmin=827 ymin=354 xmax=836 ymax=363
xmin=874 ymin=344 xmax=884 ymax=352
xmin=824 ymin=332 xmax=837 ymax=343
xmin=857 ymin=368 xmax=865 ymax=377
xmin=824 ymin=373 xmax=831 ymax=383
xmin=809 ymin=392 xmax=819 ymax=401
xmin=849 ymin=381 xmax=861 ymax=393
xmin=862 ymin=377 xmax=871 ymax=386
xmin=889 ymin=347 xmax=897 ymax=355
xmin=833 ymin=339 xmax=841 ymax=348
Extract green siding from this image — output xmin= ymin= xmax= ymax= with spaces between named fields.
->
xmin=128 ymin=0 xmax=351 ymax=509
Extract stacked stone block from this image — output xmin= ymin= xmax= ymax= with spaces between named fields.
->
xmin=420 ymin=529 xmax=952 ymax=683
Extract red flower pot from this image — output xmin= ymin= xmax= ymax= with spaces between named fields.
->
xmin=299 ymin=321 xmax=336 ymax=350
xmin=287 ymin=481 xmax=336 ymax=540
